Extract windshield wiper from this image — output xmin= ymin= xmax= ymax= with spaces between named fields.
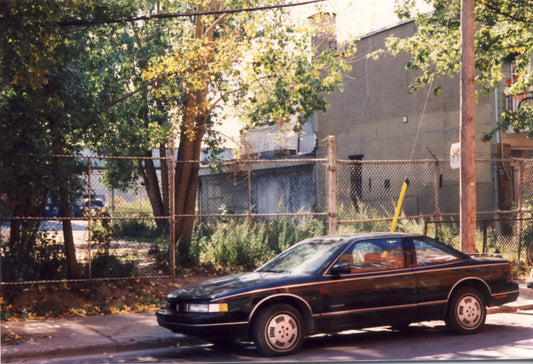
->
xmin=258 ymin=269 xmax=284 ymax=273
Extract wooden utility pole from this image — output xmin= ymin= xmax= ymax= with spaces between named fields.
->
xmin=327 ymin=135 xmax=337 ymax=235
xmin=460 ymin=0 xmax=477 ymax=253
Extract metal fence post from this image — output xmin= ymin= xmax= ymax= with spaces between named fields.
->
xmin=87 ymin=156 xmax=92 ymax=279
xmin=434 ymin=160 xmax=440 ymax=238
xmin=327 ymin=135 xmax=337 ymax=235
xmin=248 ymin=161 xmax=252 ymax=269
xmin=169 ymin=133 xmax=176 ymax=282
xmin=518 ymin=160 xmax=524 ymax=261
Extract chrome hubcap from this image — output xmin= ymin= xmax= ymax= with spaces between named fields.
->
xmin=457 ymin=295 xmax=482 ymax=329
xmin=266 ymin=313 xmax=298 ymax=351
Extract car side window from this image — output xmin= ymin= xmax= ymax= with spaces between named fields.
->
xmin=337 ymin=238 xmax=405 ymax=273
xmin=413 ymin=238 xmax=462 ymax=266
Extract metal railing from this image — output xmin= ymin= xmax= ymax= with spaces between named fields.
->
xmin=506 ymin=91 xmax=533 ymax=112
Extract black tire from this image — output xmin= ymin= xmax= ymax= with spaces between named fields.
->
xmin=445 ymin=287 xmax=486 ymax=334
xmin=252 ymin=303 xmax=305 ymax=356
xmin=209 ymin=339 xmax=239 ymax=350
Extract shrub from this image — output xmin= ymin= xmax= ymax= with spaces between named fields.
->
xmin=337 ymin=202 xmax=394 ymax=234
xmin=189 ymin=215 xmax=326 ymax=270
xmin=83 ymin=253 xmax=138 ymax=278
xmin=1 ymin=231 xmax=67 ymax=282
xmin=113 ymin=219 xmax=168 ymax=242
xmin=200 ymin=219 xmax=250 ymax=268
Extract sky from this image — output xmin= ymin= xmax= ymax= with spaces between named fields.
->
xmin=310 ymin=0 xmax=433 ymax=41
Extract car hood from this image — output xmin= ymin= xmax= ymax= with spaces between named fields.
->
xmin=167 ymin=271 xmax=310 ymax=301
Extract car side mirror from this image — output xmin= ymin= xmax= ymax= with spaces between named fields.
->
xmin=330 ymin=263 xmax=351 ymax=275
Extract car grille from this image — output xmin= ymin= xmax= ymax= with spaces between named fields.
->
xmin=165 ymin=301 xmax=180 ymax=312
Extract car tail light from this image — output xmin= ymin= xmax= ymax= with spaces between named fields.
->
xmin=508 ymin=262 xmax=514 ymax=281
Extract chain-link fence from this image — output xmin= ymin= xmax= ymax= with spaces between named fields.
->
xmin=2 ymin=148 xmax=533 ymax=285
xmin=334 ymin=157 xmax=533 ymax=261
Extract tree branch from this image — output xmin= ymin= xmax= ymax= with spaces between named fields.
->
xmin=478 ymin=0 xmax=533 ymax=24
xmin=106 ymin=78 xmax=159 ymax=108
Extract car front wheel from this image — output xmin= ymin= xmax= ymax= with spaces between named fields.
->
xmin=445 ymin=287 xmax=486 ymax=334
xmin=252 ymin=303 xmax=304 ymax=356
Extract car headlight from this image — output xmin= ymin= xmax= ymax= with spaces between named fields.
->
xmin=187 ymin=303 xmax=228 ymax=313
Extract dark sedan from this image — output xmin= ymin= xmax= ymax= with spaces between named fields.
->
xmin=157 ymin=233 xmax=519 ymax=356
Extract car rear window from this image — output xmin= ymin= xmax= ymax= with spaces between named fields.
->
xmin=413 ymin=238 xmax=463 ymax=266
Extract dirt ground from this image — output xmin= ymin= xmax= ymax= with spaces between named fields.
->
xmin=0 ymin=270 xmax=220 ymax=323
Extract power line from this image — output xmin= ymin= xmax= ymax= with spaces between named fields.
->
xmin=57 ymin=0 xmax=327 ymax=26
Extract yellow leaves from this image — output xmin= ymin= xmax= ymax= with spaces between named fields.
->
xmin=2 ymin=334 xmax=23 ymax=344
xmin=275 ymin=116 xmax=289 ymax=126
xmin=510 ymin=46 xmax=527 ymax=54
xmin=10 ymin=1 xmax=18 ymax=15
xmin=243 ymin=19 xmax=258 ymax=38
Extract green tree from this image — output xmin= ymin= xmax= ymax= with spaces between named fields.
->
xmin=387 ymin=0 xmax=533 ymax=137
xmin=69 ymin=2 xmax=352 ymax=265
xmin=139 ymin=3 xmax=352 ymax=265
xmin=81 ymin=1 xmax=184 ymax=227
xmin=75 ymin=1 xmax=229 ymax=233
xmin=1 ymin=0 xmax=353 ymax=275
xmin=0 ymin=0 xmax=140 ymax=278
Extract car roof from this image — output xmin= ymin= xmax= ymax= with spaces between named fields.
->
xmin=317 ymin=232 xmax=424 ymax=241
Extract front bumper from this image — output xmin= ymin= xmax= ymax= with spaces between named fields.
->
xmin=156 ymin=309 xmax=249 ymax=339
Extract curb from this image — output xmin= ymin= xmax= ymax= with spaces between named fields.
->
xmin=487 ymin=302 xmax=533 ymax=314
xmin=1 ymin=333 xmax=206 ymax=362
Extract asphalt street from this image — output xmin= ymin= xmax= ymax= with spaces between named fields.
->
xmin=2 ymin=284 xmax=533 ymax=363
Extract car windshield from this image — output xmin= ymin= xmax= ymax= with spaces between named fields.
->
xmin=256 ymin=237 xmax=347 ymax=274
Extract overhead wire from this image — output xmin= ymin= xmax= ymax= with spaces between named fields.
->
xmin=57 ymin=0 xmax=327 ymax=26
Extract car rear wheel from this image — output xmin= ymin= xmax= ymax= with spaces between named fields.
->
xmin=445 ymin=287 xmax=486 ymax=334
xmin=252 ymin=303 xmax=304 ymax=356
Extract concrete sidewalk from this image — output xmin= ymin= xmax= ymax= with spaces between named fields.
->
xmin=1 ymin=311 xmax=204 ymax=362
xmin=2 ymin=284 xmax=533 ymax=362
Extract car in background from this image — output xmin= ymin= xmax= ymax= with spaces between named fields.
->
xmin=156 ymin=232 xmax=519 ymax=356
xmin=80 ymin=198 xmax=105 ymax=215
xmin=44 ymin=197 xmax=61 ymax=217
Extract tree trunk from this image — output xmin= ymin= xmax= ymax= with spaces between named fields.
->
xmin=61 ymin=214 xmax=79 ymax=279
xmin=139 ymin=151 xmax=167 ymax=229
xmin=160 ymin=146 xmax=169 ymax=216
xmin=172 ymin=0 xmax=216 ymax=266
xmin=55 ymin=156 xmax=80 ymax=279
xmin=49 ymin=122 xmax=79 ymax=278
xmin=9 ymin=218 xmax=21 ymax=248
xmin=174 ymin=90 xmax=209 ymax=266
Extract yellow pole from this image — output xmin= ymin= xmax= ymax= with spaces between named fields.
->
xmin=390 ymin=180 xmax=409 ymax=232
